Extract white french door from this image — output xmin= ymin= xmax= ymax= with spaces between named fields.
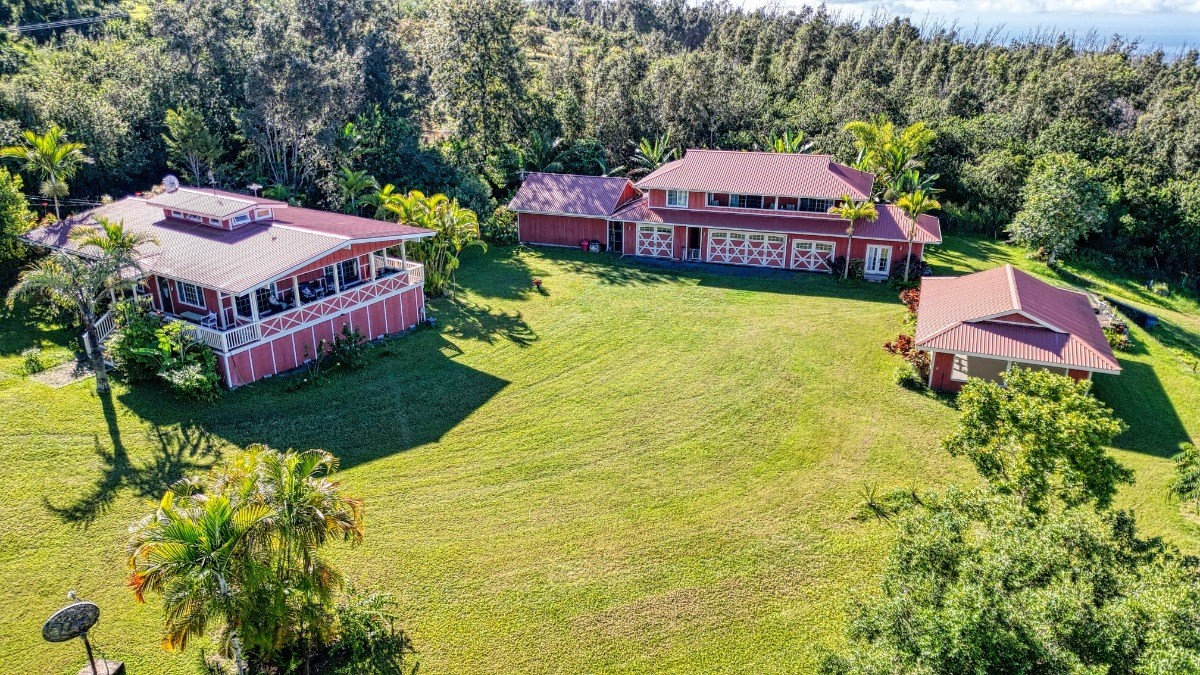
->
xmin=864 ymin=245 xmax=892 ymax=276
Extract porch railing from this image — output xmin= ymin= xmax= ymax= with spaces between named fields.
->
xmin=82 ymin=309 xmax=117 ymax=357
xmin=372 ymin=255 xmax=425 ymax=286
xmin=180 ymin=321 xmax=261 ymax=353
xmin=404 ymin=260 xmax=424 ymax=285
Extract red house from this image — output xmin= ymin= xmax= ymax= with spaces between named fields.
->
xmin=916 ymin=265 xmax=1121 ymax=392
xmin=25 ymin=186 xmax=433 ymax=388
xmin=508 ymin=149 xmax=942 ymax=278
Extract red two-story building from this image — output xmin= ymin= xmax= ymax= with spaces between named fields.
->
xmin=26 ymin=186 xmax=433 ymax=388
xmin=509 ymin=149 xmax=942 ymax=278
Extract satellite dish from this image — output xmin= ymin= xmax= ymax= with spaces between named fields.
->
xmin=42 ymin=601 xmax=99 ymax=643
xmin=162 ymin=175 xmax=180 ymax=193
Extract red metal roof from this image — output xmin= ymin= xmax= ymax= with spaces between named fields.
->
xmin=508 ymin=173 xmax=636 ymax=217
xmin=914 ymin=265 xmax=1120 ymax=372
xmin=611 ymin=197 xmax=941 ymax=244
xmin=147 ymin=188 xmax=284 ymax=218
xmin=636 ymin=150 xmax=875 ymax=201
xmin=24 ymin=196 xmax=432 ymax=294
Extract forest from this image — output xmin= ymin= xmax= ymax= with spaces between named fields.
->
xmin=1 ymin=0 xmax=1199 ymax=288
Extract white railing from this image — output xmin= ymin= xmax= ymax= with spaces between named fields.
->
xmin=179 ymin=321 xmax=261 ymax=353
xmin=405 ymin=261 xmax=424 ymax=285
xmin=82 ymin=310 xmax=117 ymax=356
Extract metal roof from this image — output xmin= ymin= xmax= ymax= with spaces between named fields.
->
xmin=508 ymin=173 xmax=636 ymax=217
xmin=635 ymin=150 xmax=875 ymax=201
xmin=24 ymin=196 xmax=432 ymax=295
xmin=611 ymin=197 xmax=942 ymax=244
xmin=914 ymin=265 xmax=1120 ymax=372
xmin=146 ymin=188 xmax=284 ymax=219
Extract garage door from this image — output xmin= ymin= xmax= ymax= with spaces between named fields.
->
xmin=636 ymin=225 xmax=673 ymax=258
xmin=706 ymin=230 xmax=787 ymax=267
xmin=791 ymin=240 xmax=836 ymax=272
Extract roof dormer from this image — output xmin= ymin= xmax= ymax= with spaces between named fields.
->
xmin=147 ymin=186 xmax=283 ymax=231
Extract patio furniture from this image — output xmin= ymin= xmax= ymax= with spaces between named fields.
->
xmin=201 ymin=312 xmax=218 ymax=328
xmin=179 ymin=310 xmax=206 ymax=323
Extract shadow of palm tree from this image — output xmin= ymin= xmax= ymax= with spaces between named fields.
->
xmin=44 ymin=389 xmax=222 ymax=526
xmin=433 ymin=295 xmax=538 ymax=347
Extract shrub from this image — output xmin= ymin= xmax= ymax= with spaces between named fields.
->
xmin=1150 ymin=280 xmax=1171 ymax=297
xmin=893 ymin=362 xmax=924 ymax=390
xmin=160 ymin=357 xmax=221 ymax=402
xmin=110 ymin=301 xmax=166 ymax=382
xmin=898 ymin=287 xmax=920 ymax=314
xmin=20 ymin=346 xmax=46 ymax=374
xmin=832 ymin=256 xmax=865 ymax=281
xmin=330 ymin=324 xmax=368 ymax=369
xmin=884 ymin=332 xmax=930 ymax=382
xmin=482 ymin=206 xmax=518 ymax=245
xmin=1104 ymin=324 xmax=1133 ymax=352
xmin=317 ymin=588 xmax=418 ymax=675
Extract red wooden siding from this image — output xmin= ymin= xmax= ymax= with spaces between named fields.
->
xmin=517 ymin=213 xmax=607 ymax=247
xmin=929 ymin=351 xmax=962 ymax=393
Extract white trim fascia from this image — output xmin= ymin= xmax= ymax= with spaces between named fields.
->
xmin=917 ymin=346 xmax=1119 ymax=374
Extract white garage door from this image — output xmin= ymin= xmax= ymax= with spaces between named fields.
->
xmin=636 ymin=225 xmax=673 ymax=258
xmin=706 ymin=230 xmax=787 ymax=267
xmin=791 ymin=240 xmax=836 ymax=272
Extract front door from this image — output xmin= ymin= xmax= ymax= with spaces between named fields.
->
xmin=865 ymin=245 xmax=892 ymax=277
xmin=608 ymin=221 xmax=623 ymax=253
xmin=686 ymin=227 xmax=701 ymax=260
xmin=159 ymin=279 xmax=174 ymax=314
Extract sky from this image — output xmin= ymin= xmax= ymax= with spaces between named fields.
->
xmin=756 ymin=1 xmax=1200 ymax=52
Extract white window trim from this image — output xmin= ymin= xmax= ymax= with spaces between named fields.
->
xmin=176 ymin=280 xmax=205 ymax=308
xmin=232 ymin=212 xmax=252 ymax=225
xmin=664 ymin=189 xmax=689 ymax=208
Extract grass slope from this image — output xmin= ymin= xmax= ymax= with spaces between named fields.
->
xmin=0 ymin=240 xmax=1194 ymax=673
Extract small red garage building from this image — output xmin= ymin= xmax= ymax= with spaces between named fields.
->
xmin=26 ymin=186 xmax=433 ymax=388
xmin=509 ymin=149 xmax=942 ymax=278
xmin=915 ymin=265 xmax=1122 ymax=392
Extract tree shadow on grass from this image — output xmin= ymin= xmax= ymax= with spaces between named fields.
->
xmin=120 ymin=332 xmax=510 ymax=471
xmin=0 ymin=299 xmax=77 ymax=357
xmin=44 ymin=390 xmax=222 ymax=527
xmin=1094 ymin=360 xmax=1193 ymax=458
xmin=452 ymin=246 xmax=537 ymax=301
xmin=431 ymin=295 xmax=537 ymax=347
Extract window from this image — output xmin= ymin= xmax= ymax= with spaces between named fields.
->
xmin=639 ymin=225 xmax=655 ymax=233
xmin=665 ymin=189 xmax=688 ymax=208
xmin=798 ymin=198 xmax=835 ymax=213
xmin=232 ymin=213 xmax=251 ymax=225
xmin=729 ymin=232 xmax=746 ymax=241
xmin=748 ymin=234 xmax=765 ymax=242
xmin=767 ymin=235 xmax=785 ymax=243
xmin=235 ymin=293 xmax=252 ymax=318
xmin=729 ymin=194 xmax=765 ymax=209
xmin=176 ymin=280 xmax=204 ymax=307
xmin=185 ymin=212 xmax=202 ymax=222
xmin=865 ymin=245 xmax=892 ymax=275
xmin=338 ymin=258 xmax=360 ymax=286
xmin=815 ymin=242 xmax=834 ymax=254
xmin=170 ymin=210 xmax=185 ymax=218
xmin=656 ymin=226 xmax=671 ymax=235
xmin=255 ymin=287 xmax=273 ymax=314
xmin=951 ymin=355 xmax=969 ymax=382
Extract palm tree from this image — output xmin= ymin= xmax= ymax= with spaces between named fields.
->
xmin=364 ymin=183 xmax=404 ymax=220
xmin=843 ymin=115 xmax=894 ymax=172
xmin=828 ymin=195 xmax=880 ymax=280
xmin=843 ymin=117 xmax=937 ymax=197
xmin=521 ymin=130 xmax=565 ymax=174
xmin=7 ymin=250 xmax=130 ymax=392
xmin=336 ymin=167 xmax=379 ymax=215
xmin=762 ymin=130 xmax=814 ymax=153
xmin=69 ymin=216 xmax=158 ymax=269
xmin=127 ymin=492 xmax=272 ymax=675
xmin=0 ymin=125 xmax=91 ymax=220
xmin=387 ymin=191 xmax=485 ymax=297
xmin=886 ymin=168 xmax=940 ymax=201
xmin=896 ymin=188 xmax=942 ymax=282
xmin=629 ymin=132 xmax=678 ymax=178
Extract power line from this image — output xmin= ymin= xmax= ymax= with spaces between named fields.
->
xmin=6 ymin=12 xmax=128 ymax=34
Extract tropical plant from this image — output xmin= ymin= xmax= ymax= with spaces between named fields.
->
xmin=163 ymin=107 xmax=224 ymax=185
xmin=629 ymin=132 xmax=678 ymax=178
xmin=520 ymin=130 xmax=565 ymax=173
xmin=130 ymin=445 xmax=366 ymax=672
xmin=127 ymin=492 xmax=272 ymax=674
xmin=0 ymin=124 xmax=91 ymax=220
xmin=1169 ymin=443 xmax=1200 ymax=514
xmin=762 ymin=129 xmax=813 ymax=153
xmin=943 ymin=367 xmax=1131 ymax=512
xmin=828 ymin=195 xmax=879 ymax=279
xmin=843 ymin=116 xmax=936 ymax=198
xmin=364 ymin=183 xmax=404 ymax=220
xmin=6 ymin=247 xmax=135 ymax=393
xmin=895 ymin=188 xmax=941 ymax=282
xmin=386 ymin=190 xmax=486 ymax=296
xmin=336 ymin=167 xmax=379 ymax=215
xmin=69 ymin=216 xmax=158 ymax=269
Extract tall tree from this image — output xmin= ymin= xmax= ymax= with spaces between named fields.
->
xmin=629 ymin=133 xmax=678 ymax=178
xmin=943 ymin=367 xmax=1131 ymax=512
xmin=336 ymin=167 xmax=379 ymax=215
xmin=0 ymin=125 xmax=91 ymax=220
xmin=895 ymin=188 xmax=941 ymax=281
xmin=828 ymin=196 xmax=879 ymax=279
xmin=425 ymin=0 xmax=529 ymax=165
xmin=163 ymin=107 xmax=224 ymax=185
xmin=1008 ymin=152 xmax=1109 ymax=264
xmin=387 ymin=190 xmax=485 ymax=297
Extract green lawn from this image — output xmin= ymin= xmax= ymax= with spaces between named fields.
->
xmin=0 ymin=239 xmax=1196 ymax=673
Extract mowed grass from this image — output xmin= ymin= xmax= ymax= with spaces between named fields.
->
xmin=0 ymin=241 xmax=1195 ymax=673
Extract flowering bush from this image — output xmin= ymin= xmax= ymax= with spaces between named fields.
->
xmin=884 ymin=333 xmax=930 ymax=384
xmin=899 ymin=288 xmax=920 ymax=314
